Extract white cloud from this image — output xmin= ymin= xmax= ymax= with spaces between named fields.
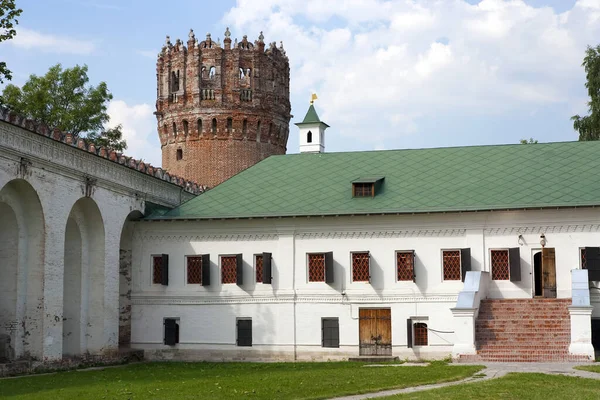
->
xmin=222 ymin=0 xmax=600 ymax=148
xmin=106 ymin=100 xmax=161 ymax=166
xmin=10 ymin=28 xmax=96 ymax=55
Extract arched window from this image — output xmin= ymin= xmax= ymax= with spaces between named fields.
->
xmin=413 ymin=322 xmax=428 ymax=346
xmin=212 ymin=118 xmax=217 ymax=135
xmin=307 ymin=130 xmax=312 ymax=143
xmin=256 ymin=121 xmax=261 ymax=143
xmin=171 ymin=70 xmax=180 ymax=92
xmin=240 ymin=68 xmax=245 ymax=79
xmin=242 ymin=119 xmax=248 ymax=136
xmin=227 ymin=117 xmax=233 ymax=133
xmin=183 ymin=120 xmax=189 ymax=136
xmin=197 ymin=119 xmax=202 ymax=135
xmin=209 ymin=67 xmax=216 ymax=79
xmin=172 ymin=122 xmax=177 ymax=137
xmin=201 ymin=66 xmax=206 ymax=78
xmin=176 ymin=149 xmax=183 ymax=161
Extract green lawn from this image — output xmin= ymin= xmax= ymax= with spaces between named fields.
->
xmin=575 ymin=365 xmax=600 ymax=373
xmin=387 ymin=373 xmax=600 ymax=399
xmin=0 ymin=362 xmax=483 ymax=400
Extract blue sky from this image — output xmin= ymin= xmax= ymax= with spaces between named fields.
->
xmin=2 ymin=0 xmax=598 ymax=166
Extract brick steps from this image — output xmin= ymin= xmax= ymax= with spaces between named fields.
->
xmin=461 ymin=298 xmax=577 ymax=362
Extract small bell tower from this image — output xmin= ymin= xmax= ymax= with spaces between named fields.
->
xmin=296 ymin=94 xmax=329 ymax=153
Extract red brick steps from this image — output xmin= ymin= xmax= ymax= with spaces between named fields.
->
xmin=459 ymin=298 xmax=589 ymax=362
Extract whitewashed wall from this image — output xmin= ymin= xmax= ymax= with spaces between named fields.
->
xmin=131 ymin=209 xmax=600 ymax=361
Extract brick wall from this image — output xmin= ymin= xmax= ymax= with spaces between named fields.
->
xmin=156 ymin=30 xmax=291 ymax=187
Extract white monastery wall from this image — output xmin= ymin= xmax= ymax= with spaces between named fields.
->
xmin=131 ymin=209 xmax=600 ymax=360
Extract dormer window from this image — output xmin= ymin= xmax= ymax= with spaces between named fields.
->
xmin=352 ymin=177 xmax=384 ymax=198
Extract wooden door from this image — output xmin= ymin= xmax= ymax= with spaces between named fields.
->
xmin=542 ymin=248 xmax=557 ymax=299
xmin=359 ymin=309 xmax=392 ymax=356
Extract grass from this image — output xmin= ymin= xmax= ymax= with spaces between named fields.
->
xmin=386 ymin=373 xmax=600 ymax=399
xmin=0 ymin=361 xmax=483 ymax=400
xmin=575 ymin=365 xmax=600 ymax=373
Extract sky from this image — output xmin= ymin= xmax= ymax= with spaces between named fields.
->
xmin=2 ymin=0 xmax=599 ymax=166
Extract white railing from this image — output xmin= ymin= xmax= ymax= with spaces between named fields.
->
xmin=451 ymin=271 xmax=489 ymax=357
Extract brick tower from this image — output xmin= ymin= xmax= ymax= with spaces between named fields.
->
xmin=155 ymin=29 xmax=291 ymax=187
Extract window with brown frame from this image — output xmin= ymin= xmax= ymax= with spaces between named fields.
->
xmin=308 ymin=253 xmax=325 ymax=282
xmin=255 ymin=254 xmax=263 ymax=283
xmin=221 ymin=256 xmax=237 ymax=284
xmin=352 ymin=252 xmax=370 ymax=282
xmin=413 ymin=322 xmax=428 ymax=346
xmin=442 ymin=250 xmax=461 ymax=281
xmin=397 ymin=251 xmax=414 ymax=281
xmin=152 ymin=255 xmax=163 ymax=284
xmin=352 ymin=182 xmax=373 ymax=197
xmin=491 ymin=249 xmax=510 ymax=280
xmin=187 ymin=256 xmax=202 ymax=284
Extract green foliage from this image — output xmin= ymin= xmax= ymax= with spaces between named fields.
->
xmin=0 ymin=362 xmax=482 ymax=400
xmin=1 ymin=64 xmax=126 ymax=151
xmin=519 ymin=138 xmax=538 ymax=144
xmin=0 ymin=0 xmax=23 ymax=83
xmin=389 ymin=373 xmax=600 ymax=399
xmin=573 ymin=45 xmax=600 ymax=141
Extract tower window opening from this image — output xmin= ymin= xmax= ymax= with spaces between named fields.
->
xmin=209 ymin=67 xmax=216 ymax=79
xmin=201 ymin=66 xmax=206 ymax=79
xmin=176 ymin=149 xmax=183 ymax=161
xmin=240 ymin=68 xmax=245 ymax=79
xmin=163 ymin=123 xmax=168 ymax=137
xmin=307 ymin=130 xmax=312 ymax=143
xmin=212 ymin=118 xmax=217 ymax=135
xmin=243 ymin=119 xmax=248 ymax=136
xmin=197 ymin=119 xmax=202 ymax=135
xmin=227 ymin=118 xmax=233 ymax=134
xmin=172 ymin=122 xmax=177 ymax=137
xmin=171 ymin=70 xmax=180 ymax=92
xmin=257 ymin=121 xmax=261 ymax=143
xmin=183 ymin=120 xmax=189 ymax=136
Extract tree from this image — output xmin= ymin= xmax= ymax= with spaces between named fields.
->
xmin=1 ymin=64 xmax=127 ymax=151
xmin=572 ymin=45 xmax=600 ymax=141
xmin=519 ymin=138 xmax=538 ymax=144
xmin=0 ymin=0 xmax=23 ymax=83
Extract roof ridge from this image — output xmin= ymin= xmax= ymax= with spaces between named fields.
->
xmin=0 ymin=106 xmax=207 ymax=195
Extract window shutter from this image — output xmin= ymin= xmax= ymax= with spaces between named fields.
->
xmin=460 ymin=248 xmax=471 ymax=282
xmin=236 ymin=254 xmax=243 ymax=285
xmin=508 ymin=247 xmax=521 ymax=282
xmin=161 ymin=254 xmax=169 ymax=286
xmin=237 ymin=319 xmax=252 ymax=347
xmin=164 ymin=318 xmax=177 ymax=345
xmin=407 ymin=318 xmax=413 ymax=348
xmin=201 ymin=254 xmax=211 ymax=286
xmin=411 ymin=251 xmax=416 ymax=283
xmin=586 ymin=247 xmax=600 ymax=280
xmin=262 ymin=252 xmax=272 ymax=284
xmin=325 ymin=251 xmax=334 ymax=284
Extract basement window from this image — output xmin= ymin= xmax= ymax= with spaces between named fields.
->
xmin=164 ymin=318 xmax=179 ymax=345
xmin=352 ymin=177 xmax=384 ymax=198
xmin=237 ymin=318 xmax=252 ymax=347
xmin=322 ymin=318 xmax=339 ymax=348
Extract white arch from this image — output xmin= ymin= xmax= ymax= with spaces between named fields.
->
xmin=0 ymin=179 xmax=45 ymax=360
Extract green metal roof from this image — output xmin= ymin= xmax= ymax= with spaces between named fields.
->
xmin=295 ymin=104 xmax=330 ymax=127
xmin=156 ymin=141 xmax=600 ymax=220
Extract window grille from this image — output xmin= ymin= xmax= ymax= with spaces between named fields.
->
xmin=187 ymin=256 xmax=202 ymax=284
xmin=413 ymin=322 xmax=428 ymax=346
xmin=221 ymin=256 xmax=237 ymax=284
xmin=582 ymin=248 xmax=587 ymax=269
xmin=353 ymin=183 xmax=373 ymax=197
xmin=152 ymin=256 xmax=163 ymax=284
xmin=443 ymin=250 xmax=461 ymax=281
xmin=491 ymin=249 xmax=510 ymax=280
xmin=255 ymin=254 xmax=263 ymax=283
xmin=352 ymin=252 xmax=370 ymax=282
xmin=397 ymin=251 xmax=414 ymax=281
xmin=308 ymin=253 xmax=325 ymax=282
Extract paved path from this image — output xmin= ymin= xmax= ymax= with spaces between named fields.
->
xmin=328 ymin=362 xmax=600 ymax=400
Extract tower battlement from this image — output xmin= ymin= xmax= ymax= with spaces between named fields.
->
xmin=155 ymin=29 xmax=291 ymax=187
